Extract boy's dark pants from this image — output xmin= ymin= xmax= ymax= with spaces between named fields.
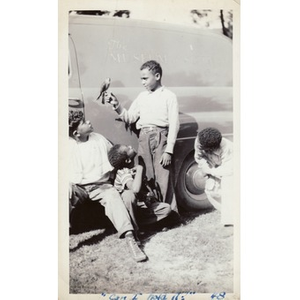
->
xmin=121 ymin=190 xmax=172 ymax=231
xmin=69 ymin=184 xmax=109 ymax=233
xmin=138 ymin=127 xmax=178 ymax=212
xmin=69 ymin=184 xmax=134 ymax=235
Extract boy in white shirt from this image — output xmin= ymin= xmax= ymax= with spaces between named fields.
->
xmin=68 ymin=110 xmax=147 ymax=262
xmin=104 ymin=60 xmax=180 ymax=213
xmin=194 ymin=127 xmax=234 ymax=225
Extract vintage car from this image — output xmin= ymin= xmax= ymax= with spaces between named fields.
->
xmin=68 ymin=14 xmax=233 ymax=214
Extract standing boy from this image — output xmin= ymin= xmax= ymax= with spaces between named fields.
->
xmin=105 ymin=60 xmax=180 ymax=212
xmin=108 ymin=144 xmax=177 ymax=233
xmin=68 ymin=110 xmax=147 ymax=262
xmin=194 ymin=127 xmax=234 ymax=225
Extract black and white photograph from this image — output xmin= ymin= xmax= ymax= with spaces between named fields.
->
xmin=4 ymin=1 xmax=300 ymax=300
xmin=59 ymin=0 xmax=240 ymax=299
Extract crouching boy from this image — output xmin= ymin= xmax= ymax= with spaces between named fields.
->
xmin=194 ymin=127 xmax=234 ymax=225
xmin=108 ymin=144 xmax=177 ymax=233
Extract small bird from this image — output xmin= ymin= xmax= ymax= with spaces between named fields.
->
xmin=96 ymin=77 xmax=111 ymax=103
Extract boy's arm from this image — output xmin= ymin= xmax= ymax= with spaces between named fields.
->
xmin=160 ymin=95 xmax=179 ymax=166
xmin=125 ymin=165 xmax=143 ymax=194
xmin=206 ymin=161 xmax=233 ymax=178
xmin=194 ymin=138 xmax=217 ymax=176
xmin=68 ymin=139 xmax=83 ymax=184
xmin=165 ymin=95 xmax=180 ymax=154
xmin=199 ymin=139 xmax=233 ymax=178
xmin=194 ymin=137 xmax=203 ymax=166
xmin=104 ymin=91 xmax=139 ymax=124
xmin=194 ymin=138 xmax=211 ymax=168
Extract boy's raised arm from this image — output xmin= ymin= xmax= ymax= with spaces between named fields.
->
xmin=124 ymin=165 xmax=143 ymax=194
xmin=104 ymin=91 xmax=140 ymax=123
xmin=104 ymin=91 xmax=121 ymax=112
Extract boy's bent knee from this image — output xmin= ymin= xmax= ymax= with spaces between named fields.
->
xmin=162 ymin=203 xmax=172 ymax=216
xmin=99 ymin=186 xmax=123 ymax=205
xmin=121 ymin=190 xmax=136 ymax=205
xmin=154 ymin=202 xmax=172 ymax=216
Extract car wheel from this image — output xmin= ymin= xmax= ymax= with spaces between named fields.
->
xmin=176 ymin=153 xmax=213 ymax=211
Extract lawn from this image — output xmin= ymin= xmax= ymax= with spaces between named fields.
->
xmin=69 ymin=209 xmax=234 ymax=295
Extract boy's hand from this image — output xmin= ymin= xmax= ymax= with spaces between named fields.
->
xmin=104 ymin=91 xmax=119 ymax=107
xmin=201 ymin=162 xmax=212 ymax=175
xmin=160 ymin=152 xmax=172 ymax=167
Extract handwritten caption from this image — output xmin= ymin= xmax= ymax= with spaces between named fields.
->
xmin=100 ymin=292 xmax=198 ymax=300
xmin=211 ymin=292 xmax=226 ymax=299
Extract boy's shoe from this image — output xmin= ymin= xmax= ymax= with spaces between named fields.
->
xmin=125 ymin=232 xmax=147 ymax=262
xmin=135 ymin=235 xmax=142 ymax=246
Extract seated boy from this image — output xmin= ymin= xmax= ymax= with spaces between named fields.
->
xmin=194 ymin=127 xmax=234 ymax=225
xmin=108 ymin=144 xmax=175 ymax=233
xmin=68 ymin=110 xmax=147 ymax=262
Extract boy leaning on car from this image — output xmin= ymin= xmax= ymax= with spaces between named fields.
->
xmin=104 ymin=60 xmax=180 ymax=213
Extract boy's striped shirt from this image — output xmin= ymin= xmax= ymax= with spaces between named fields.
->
xmin=114 ymin=167 xmax=135 ymax=192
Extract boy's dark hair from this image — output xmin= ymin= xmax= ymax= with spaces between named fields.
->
xmin=108 ymin=144 xmax=128 ymax=170
xmin=69 ymin=110 xmax=84 ymax=137
xmin=140 ymin=60 xmax=162 ymax=77
xmin=198 ymin=127 xmax=222 ymax=152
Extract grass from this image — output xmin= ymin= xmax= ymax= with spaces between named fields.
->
xmin=69 ymin=209 xmax=234 ymax=294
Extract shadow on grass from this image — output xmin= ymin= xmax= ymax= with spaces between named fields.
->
xmin=138 ymin=208 xmax=215 ymax=245
xmin=179 ymin=206 xmax=216 ymax=223
xmin=69 ymin=227 xmax=117 ymax=253
xmin=70 ymin=206 xmax=215 ymax=252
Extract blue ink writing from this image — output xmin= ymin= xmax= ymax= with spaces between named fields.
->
xmin=109 ymin=295 xmax=127 ymax=300
xmin=171 ymin=292 xmax=196 ymax=300
xmin=147 ymin=294 xmax=167 ymax=300
xmin=211 ymin=292 xmax=226 ymax=299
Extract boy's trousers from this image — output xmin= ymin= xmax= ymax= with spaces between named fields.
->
xmin=138 ymin=126 xmax=178 ymax=212
xmin=70 ymin=183 xmax=134 ymax=238
xmin=121 ymin=190 xmax=172 ymax=231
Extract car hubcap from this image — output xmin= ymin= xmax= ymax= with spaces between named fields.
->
xmin=185 ymin=162 xmax=207 ymax=200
